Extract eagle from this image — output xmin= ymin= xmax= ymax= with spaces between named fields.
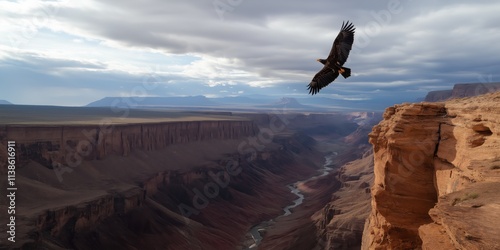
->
xmin=307 ymin=21 xmax=355 ymax=95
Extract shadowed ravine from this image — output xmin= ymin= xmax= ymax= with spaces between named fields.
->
xmin=244 ymin=154 xmax=336 ymax=249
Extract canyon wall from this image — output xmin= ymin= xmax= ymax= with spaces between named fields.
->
xmin=424 ymin=90 xmax=453 ymax=102
xmin=29 ymin=136 xmax=322 ymax=250
xmin=312 ymin=149 xmax=374 ymax=250
xmin=0 ymin=113 xmax=330 ymax=249
xmin=0 ymin=120 xmax=258 ymax=168
xmin=363 ymin=92 xmax=500 ymax=249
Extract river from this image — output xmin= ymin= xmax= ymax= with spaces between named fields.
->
xmin=244 ymin=153 xmax=336 ymax=249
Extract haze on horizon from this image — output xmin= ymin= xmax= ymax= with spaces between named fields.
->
xmin=1 ymin=0 xmax=499 ymax=106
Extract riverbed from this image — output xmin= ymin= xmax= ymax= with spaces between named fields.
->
xmin=243 ymin=153 xmax=336 ymax=249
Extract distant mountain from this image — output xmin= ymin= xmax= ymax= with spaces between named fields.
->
xmin=214 ymin=96 xmax=268 ymax=105
xmin=425 ymin=82 xmax=500 ymax=102
xmin=298 ymin=97 xmax=350 ymax=108
xmin=0 ymin=100 xmax=12 ymax=105
xmin=87 ymin=96 xmax=221 ymax=107
xmin=86 ymin=95 xmax=398 ymax=111
xmin=260 ymin=97 xmax=311 ymax=109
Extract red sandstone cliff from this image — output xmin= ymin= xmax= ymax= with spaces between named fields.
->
xmin=363 ymin=91 xmax=500 ymax=249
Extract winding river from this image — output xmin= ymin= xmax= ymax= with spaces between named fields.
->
xmin=244 ymin=153 xmax=336 ymax=249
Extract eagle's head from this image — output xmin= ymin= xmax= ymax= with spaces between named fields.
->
xmin=316 ymin=59 xmax=327 ymax=65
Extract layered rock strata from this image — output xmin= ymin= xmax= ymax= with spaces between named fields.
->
xmin=0 ymin=115 xmax=325 ymax=249
xmin=0 ymin=120 xmax=258 ymax=168
xmin=363 ymin=92 xmax=500 ymax=249
xmin=424 ymin=82 xmax=500 ymax=102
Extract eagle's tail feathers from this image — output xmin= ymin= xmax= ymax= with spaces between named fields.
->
xmin=340 ymin=67 xmax=351 ymax=78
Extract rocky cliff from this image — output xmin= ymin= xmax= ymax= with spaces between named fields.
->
xmin=312 ymin=148 xmax=374 ymax=250
xmin=424 ymin=82 xmax=500 ymax=102
xmin=363 ymin=91 xmax=500 ymax=249
xmin=424 ymin=90 xmax=453 ymax=102
xmin=0 ymin=120 xmax=258 ymax=168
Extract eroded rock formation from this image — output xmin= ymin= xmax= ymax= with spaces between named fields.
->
xmin=0 ymin=114 xmax=327 ymax=249
xmin=0 ymin=120 xmax=258 ymax=168
xmin=313 ymin=149 xmax=374 ymax=250
xmin=424 ymin=82 xmax=500 ymax=102
xmin=363 ymin=92 xmax=500 ymax=249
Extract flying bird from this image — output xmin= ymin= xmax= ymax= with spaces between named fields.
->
xmin=307 ymin=21 xmax=355 ymax=95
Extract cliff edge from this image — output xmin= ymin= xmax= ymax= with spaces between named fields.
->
xmin=363 ymin=91 xmax=500 ymax=249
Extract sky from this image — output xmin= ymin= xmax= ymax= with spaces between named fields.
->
xmin=1 ymin=0 xmax=500 ymax=106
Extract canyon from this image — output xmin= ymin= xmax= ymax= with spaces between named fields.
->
xmin=0 ymin=106 xmax=379 ymax=249
xmin=363 ymin=91 xmax=500 ymax=249
xmin=1 ymin=90 xmax=498 ymax=249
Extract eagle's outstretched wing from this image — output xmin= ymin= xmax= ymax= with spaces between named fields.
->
xmin=307 ymin=66 xmax=340 ymax=95
xmin=307 ymin=21 xmax=355 ymax=95
xmin=327 ymin=21 xmax=355 ymax=66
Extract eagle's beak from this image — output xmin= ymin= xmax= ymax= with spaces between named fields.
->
xmin=316 ymin=59 xmax=320 ymax=62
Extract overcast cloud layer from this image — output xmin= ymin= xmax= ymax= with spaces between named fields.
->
xmin=1 ymin=0 xmax=500 ymax=106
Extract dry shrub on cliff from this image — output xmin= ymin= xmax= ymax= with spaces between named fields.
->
xmin=452 ymin=193 xmax=479 ymax=206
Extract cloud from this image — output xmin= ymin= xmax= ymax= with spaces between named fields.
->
xmin=1 ymin=0 xmax=500 ymax=105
